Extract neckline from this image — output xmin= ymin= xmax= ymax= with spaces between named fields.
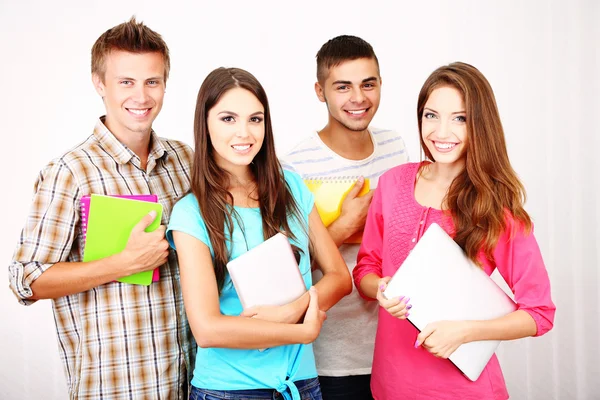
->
xmin=233 ymin=205 xmax=260 ymax=210
xmin=411 ymin=161 xmax=443 ymax=212
xmin=313 ymin=128 xmax=377 ymax=164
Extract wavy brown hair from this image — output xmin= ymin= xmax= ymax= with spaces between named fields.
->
xmin=191 ymin=67 xmax=305 ymax=290
xmin=417 ymin=62 xmax=531 ymax=267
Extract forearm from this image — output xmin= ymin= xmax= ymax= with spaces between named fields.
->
xmin=29 ymin=254 xmax=128 ymax=299
xmin=191 ymin=314 xmax=312 ymax=349
xmin=314 ymin=270 xmax=352 ymax=310
xmin=327 ymin=219 xmax=355 ymax=247
xmin=283 ymin=270 xmax=352 ymax=324
xmin=465 ymin=310 xmax=538 ymax=342
xmin=358 ymin=273 xmax=381 ymax=300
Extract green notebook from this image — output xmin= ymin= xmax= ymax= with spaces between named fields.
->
xmin=82 ymin=194 xmax=163 ymax=285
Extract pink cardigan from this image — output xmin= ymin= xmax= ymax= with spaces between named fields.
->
xmin=354 ymin=162 xmax=555 ymax=400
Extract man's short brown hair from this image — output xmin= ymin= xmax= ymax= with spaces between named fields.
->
xmin=316 ymin=35 xmax=379 ymax=83
xmin=91 ymin=16 xmax=170 ymax=82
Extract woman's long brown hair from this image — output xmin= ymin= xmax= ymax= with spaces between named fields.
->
xmin=191 ymin=67 xmax=304 ymax=290
xmin=417 ymin=62 xmax=531 ymax=267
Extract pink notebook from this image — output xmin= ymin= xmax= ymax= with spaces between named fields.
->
xmin=80 ymin=194 xmax=160 ymax=282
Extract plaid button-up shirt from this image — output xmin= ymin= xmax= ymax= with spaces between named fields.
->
xmin=9 ymin=118 xmax=196 ymax=399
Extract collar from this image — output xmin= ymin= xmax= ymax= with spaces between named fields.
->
xmin=92 ymin=116 xmax=167 ymax=166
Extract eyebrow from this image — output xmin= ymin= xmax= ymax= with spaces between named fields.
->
xmin=424 ymin=107 xmax=466 ymax=115
xmin=114 ymin=76 xmax=164 ymax=81
xmin=217 ymin=111 xmax=265 ymax=117
xmin=331 ymin=76 xmax=379 ymax=86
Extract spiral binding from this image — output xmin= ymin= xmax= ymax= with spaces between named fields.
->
xmin=304 ymin=175 xmax=362 ymax=184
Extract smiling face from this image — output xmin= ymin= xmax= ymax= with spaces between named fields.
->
xmin=421 ymin=86 xmax=468 ymax=167
xmin=207 ymin=87 xmax=265 ymax=174
xmin=315 ymin=57 xmax=381 ymax=133
xmin=92 ymin=50 xmax=166 ymax=139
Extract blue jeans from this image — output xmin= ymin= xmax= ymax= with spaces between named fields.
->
xmin=190 ymin=377 xmax=322 ymax=400
xmin=318 ymin=375 xmax=373 ymax=400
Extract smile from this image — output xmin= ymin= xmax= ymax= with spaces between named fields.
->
xmin=345 ymin=109 xmax=367 ymax=116
xmin=433 ymin=141 xmax=459 ymax=152
xmin=232 ymin=144 xmax=253 ymax=154
xmin=127 ymin=108 xmax=151 ymax=117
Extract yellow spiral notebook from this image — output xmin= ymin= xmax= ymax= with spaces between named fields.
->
xmin=303 ymin=176 xmax=370 ymax=244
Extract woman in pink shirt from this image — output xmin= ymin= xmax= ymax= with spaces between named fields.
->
xmin=353 ymin=62 xmax=556 ymax=400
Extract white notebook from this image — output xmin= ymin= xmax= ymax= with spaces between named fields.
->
xmin=383 ymin=223 xmax=517 ymax=381
xmin=226 ymin=232 xmax=307 ymax=310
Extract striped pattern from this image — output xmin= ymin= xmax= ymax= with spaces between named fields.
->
xmin=281 ymin=128 xmax=409 ymax=184
xmin=8 ymin=118 xmax=195 ymax=399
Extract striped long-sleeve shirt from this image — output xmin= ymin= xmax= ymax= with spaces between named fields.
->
xmin=8 ymin=118 xmax=195 ymax=399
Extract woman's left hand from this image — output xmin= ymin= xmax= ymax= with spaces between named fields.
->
xmin=415 ymin=320 xmax=473 ymax=359
xmin=240 ymin=294 xmax=308 ymax=324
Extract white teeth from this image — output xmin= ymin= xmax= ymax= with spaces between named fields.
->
xmin=129 ymin=109 xmax=149 ymax=115
xmin=232 ymin=145 xmax=251 ymax=151
xmin=435 ymin=142 xmax=457 ymax=149
xmin=347 ymin=109 xmax=366 ymax=115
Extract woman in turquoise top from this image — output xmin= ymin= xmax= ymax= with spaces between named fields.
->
xmin=167 ymin=67 xmax=352 ymax=400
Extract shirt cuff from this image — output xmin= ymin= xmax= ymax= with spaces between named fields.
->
xmin=8 ymin=260 xmax=50 ymax=305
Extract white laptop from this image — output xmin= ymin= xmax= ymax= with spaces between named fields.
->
xmin=226 ymin=232 xmax=307 ymax=310
xmin=383 ymin=223 xmax=517 ymax=381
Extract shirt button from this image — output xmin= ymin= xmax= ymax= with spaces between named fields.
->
xmin=420 ymin=220 xmax=424 ymax=224
xmin=412 ymin=238 xmax=416 ymax=243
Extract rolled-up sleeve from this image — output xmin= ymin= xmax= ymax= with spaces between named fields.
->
xmin=353 ymin=181 xmax=385 ymax=300
xmin=9 ymin=160 xmax=80 ymax=305
xmin=494 ymin=219 xmax=556 ymax=336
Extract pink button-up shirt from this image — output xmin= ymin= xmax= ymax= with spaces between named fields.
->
xmin=354 ymin=162 xmax=555 ymax=400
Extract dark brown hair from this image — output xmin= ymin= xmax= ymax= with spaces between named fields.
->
xmin=91 ymin=16 xmax=170 ymax=81
xmin=191 ymin=67 xmax=305 ymax=290
xmin=417 ymin=62 xmax=531 ymax=267
xmin=316 ymin=35 xmax=379 ymax=83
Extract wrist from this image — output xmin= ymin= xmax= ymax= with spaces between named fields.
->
xmin=462 ymin=320 xmax=479 ymax=343
xmin=328 ymin=218 xmax=356 ymax=244
xmin=299 ymin=323 xmax=317 ymax=344
xmin=287 ymin=292 xmax=309 ymax=324
xmin=111 ymin=251 xmax=135 ymax=275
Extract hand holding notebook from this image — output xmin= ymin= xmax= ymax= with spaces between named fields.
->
xmin=303 ymin=176 xmax=371 ymax=244
xmin=81 ymin=194 xmax=160 ymax=283
xmin=82 ymin=194 xmax=164 ymax=286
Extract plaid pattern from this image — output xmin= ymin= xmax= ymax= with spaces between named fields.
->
xmin=8 ymin=118 xmax=196 ymax=399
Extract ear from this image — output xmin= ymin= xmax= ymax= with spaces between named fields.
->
xmin=92 ymin=73 xmax=106 ymax=97
xmin=314 ymin=82 xmax=326 ymax=103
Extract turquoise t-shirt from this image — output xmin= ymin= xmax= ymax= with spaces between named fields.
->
xmin=167 ymin=170 xmax=317 ymax=396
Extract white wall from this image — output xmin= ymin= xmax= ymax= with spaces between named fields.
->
xmin=1 ymin=0 xmax=598 ymax=399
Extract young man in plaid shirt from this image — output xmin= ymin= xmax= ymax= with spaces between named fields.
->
xmin=9 ymin=17 xmax=195 ymax=399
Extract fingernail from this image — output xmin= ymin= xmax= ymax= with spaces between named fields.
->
xmin=379 ymin=284 xmax=385 ymax=290
xmin=407 ymin=304 xmax=413 ymax=310
xmin=414 ymin=340 xmax=419 ymax=348
xmin=404 ymin=297 xmax=411 ymax=303
xmin=398 ymin=296 xmax=405 ymax=302
xmin=406 ymin=312 xmax=410 ymax=317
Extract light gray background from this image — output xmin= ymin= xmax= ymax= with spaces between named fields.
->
xmin=1 ymin=0 xmax=598 ymax=399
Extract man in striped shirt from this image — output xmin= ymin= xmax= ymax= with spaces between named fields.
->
xmin=281 ymin=35 xmax=409 ymax=400
xmin=8 ymin=18 xmax=194 ymax=399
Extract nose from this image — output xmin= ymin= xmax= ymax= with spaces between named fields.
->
xmin=134 ymin=84 xmax=150 ymax=104
xmin=350 ymin=87 xmax=366 ymax=104
xmin=235 ymin=122 xmax=250 ymax=138
xmin=436 ymin=120 xmax=452 ymax=140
